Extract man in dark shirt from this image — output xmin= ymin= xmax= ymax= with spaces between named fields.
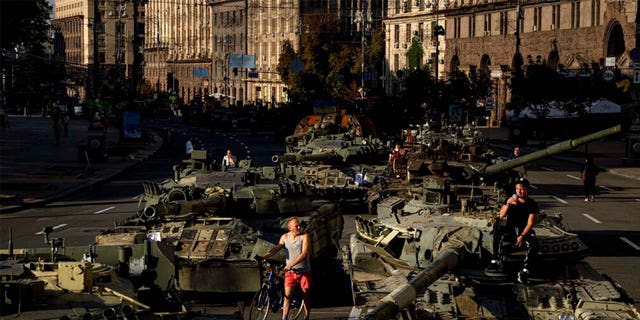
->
xmin=489 ymin=178 xmax=539 ymax=283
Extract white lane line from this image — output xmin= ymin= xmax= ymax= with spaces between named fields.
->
xmin=552 ymin=196 xmax=567 ymax=204
xmin=582 ymin=213 xmax=602 ymax=224
xmin=348 ymin=306 xmax=363 ymax=319
xmin=635 ymin=199 xmax=640 ymax=202
xmin=599 ymin=185 xmax=613 ymax=191
xmin=530 ymin=184 xmax=539 ymax=190
xmin=566 ymin=174 xmax=581 ymax=180
xmin=94 ymin=206 xmax=116 ymax=214
xmin=620 ymin=237 xmax=640 ymax=251
xmin=34 ymin=224 xmax=67 ymax=235
xmin=131 ymin=194 xmax=142 ymax=199
xmin=541 ymin=167 xmax=554 ymax=171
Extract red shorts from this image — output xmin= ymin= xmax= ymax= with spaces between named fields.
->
xmin=284 ymin=271 xmax=312 ymax=290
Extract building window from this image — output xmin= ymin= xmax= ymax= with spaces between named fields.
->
xmin=591 ymin=0 xmax=600 ymax=26
xmin=453 ymin=17 xmax=461 ymax=39
xmin=533 ymin=7 xmax=541 ymax=31
xmin=483 ymin=14 xmax=491 ymax=36
xmin=551 ymin=5 xmax=560 ymax=30
xmin=395 ymin=0 xmax=401 ymax=14
xmin=571 ymin=1 xmax=580 ymax=28
xmin=499 ymin=11 xmax=507 ymax=35
xmin=406 ymin=24 xmax=412 ymax=42
xmin=418 ymin=22 xmax=424 ymax=41
xmin=469 ymin=15 xmax=475 ymax=37
xmin=394 ymin=54 xmax=399 ymax=72
xmin=394 ymin=24 xmax=400 ymax=43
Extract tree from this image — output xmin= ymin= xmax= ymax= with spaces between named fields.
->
xmin=406 ymin=38 xmax=424 ymax=70
xmin=276 ymin=40 xmax=297 ymax=86
xmin=1 ymin=0 xmax=51 ymax=54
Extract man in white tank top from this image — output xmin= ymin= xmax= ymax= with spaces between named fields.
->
xmin=261 ymin=217 xmax=312 ymax=320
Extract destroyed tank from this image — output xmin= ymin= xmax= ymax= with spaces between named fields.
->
xmin=285 ymin=111 xmax=376 ymax=153
xmin=273 ymin=132 xmax=389 ymax=212
xmin=348 ymin=125 xmax=639 ymax=319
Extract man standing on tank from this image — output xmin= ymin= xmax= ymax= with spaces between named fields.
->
xmin=261 ymin=217 xmax=312 ymax=320
xmin=489 ymin=178 xmax=539 ymax=283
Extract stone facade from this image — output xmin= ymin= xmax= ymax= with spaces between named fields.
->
xmin=385 ymin=0 xmax=638 ymax=126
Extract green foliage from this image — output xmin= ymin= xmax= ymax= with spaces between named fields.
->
xmin=1 ymin=0 xmax=51 ymax=54
xmin=277 ymin=40 xmax=296 ymax=85
xmin=406 ymin=38 xmax=424 ymax=70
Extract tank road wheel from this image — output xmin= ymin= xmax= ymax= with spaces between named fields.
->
xmin=249 ymin=288 xmax=271 ymax=320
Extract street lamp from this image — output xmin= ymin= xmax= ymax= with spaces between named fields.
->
xmin=429 ymin=0 xmax=448 ymax=82
xmin=108 ymin=1 xmax=127 ymax=96
xmin=354 ymin=3 xmax=371 ymax=97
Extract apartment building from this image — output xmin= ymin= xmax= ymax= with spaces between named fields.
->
xmin=52 ymin=0 xmax=143 ymax=101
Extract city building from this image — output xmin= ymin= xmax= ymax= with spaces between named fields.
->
xmin=144 ymin=0 xmax=213 ymax=104
xmin=52 ymin=0 xmax=144 ymax=102
xmin=385 ymin=0 xmax=638 ymax=126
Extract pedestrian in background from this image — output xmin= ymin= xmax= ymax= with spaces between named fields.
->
xmin=185 ymin=136 xmax=194 ymax=159
xmin=509 ymin=146 xmax=527 ymax=178
xmin=581 ymin=155 xmax=599 ymax=202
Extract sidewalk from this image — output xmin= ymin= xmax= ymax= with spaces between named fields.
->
xmin=479 ymin=127 xmax=640 ymax=181
xmin=0 ymin=116 xmax=163 ymax=214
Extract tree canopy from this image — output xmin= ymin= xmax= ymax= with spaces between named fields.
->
xmin=1 ymin=0 xmax=51 ymax=55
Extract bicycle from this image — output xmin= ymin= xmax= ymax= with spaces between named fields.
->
xmin=249 ymin=257 xmax=305 ymax=320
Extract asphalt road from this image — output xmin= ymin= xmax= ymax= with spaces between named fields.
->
xmin=1 ymin=119 xmax=639 ymax=317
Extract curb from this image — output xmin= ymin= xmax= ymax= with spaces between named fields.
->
xmin=0 ymin=130 xmax=163 ymax=215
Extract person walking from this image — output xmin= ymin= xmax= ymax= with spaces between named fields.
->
xmin=488 ymin=178 xmax=539 ymax=283
xmin=581 ymin=155 xmax=599 ymax=202
xmin=261 ymin=217 xmax=312 ymax=320
xmin=51 ymin=104 xmax=63 ymax=145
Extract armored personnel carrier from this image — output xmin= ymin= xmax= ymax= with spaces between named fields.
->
xmin=347 ymin=125 xmax=640 ymax=319
xmin=95 ymin=181 xmax=343 ymax=295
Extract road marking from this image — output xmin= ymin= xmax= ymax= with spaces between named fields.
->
xmin=348 ymin=306 xmax=363 ymax=319
xmin=541 ymin=167 xmax=554 ymax=171
xmin=34 ymin=224 xmax=67 ymax=235
xmin=131 ymin=194 xmax=142 ymax=199
xmin=635 ymin=199 xmax=640 ymax=202
xmin=94 ymin=206 xmax=116 ymax=214
xmin=552 ymin=196 xmax=567 ymax=204
xmin=620 ymin=237 xmax=640 ymax=251
xmin=599 ymin=185 xmax=613 ymax=191
xmin=530 ymin=184 xmax=539 ymax=190
xmin=566 ymin=174 xmax=581 ymax=180
xmin=582 ymin=213 xmax=602 ymax=224
xmin=112 ymin=180 xmax=149 ymax=185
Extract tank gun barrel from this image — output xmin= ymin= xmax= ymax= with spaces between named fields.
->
xmin=363 ymin=247 xmax=462 ymax=320
xmin=142 ymin=196 xmax=223 ymax=220
xmin=484 ymin=124 xmax=621 ymax=176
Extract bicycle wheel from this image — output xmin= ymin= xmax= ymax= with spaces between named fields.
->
xmin=249 ymin=288 xmax=271 ymax=320
xmin=289 ymin=291 xmax=305 ymax=320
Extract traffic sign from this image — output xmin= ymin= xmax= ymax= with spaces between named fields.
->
xmin=602 ymin=69 xmax=615 ymax=81
xmin=485 ymin=96 xmax=494 ymax=107
xmin=634 ymin=70 xmax=640 ymax=84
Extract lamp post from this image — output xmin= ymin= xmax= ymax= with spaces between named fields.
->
xmin=355 ymin=2 xmax=371 ymax=97
xmin=108 ymin=1 xmax=127 ymax=98
xmin=430 ymin=0 xmax=448 ymax=82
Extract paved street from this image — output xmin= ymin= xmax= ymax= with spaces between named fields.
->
xmin=1 ymin=115 xmax=640 ymax=317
